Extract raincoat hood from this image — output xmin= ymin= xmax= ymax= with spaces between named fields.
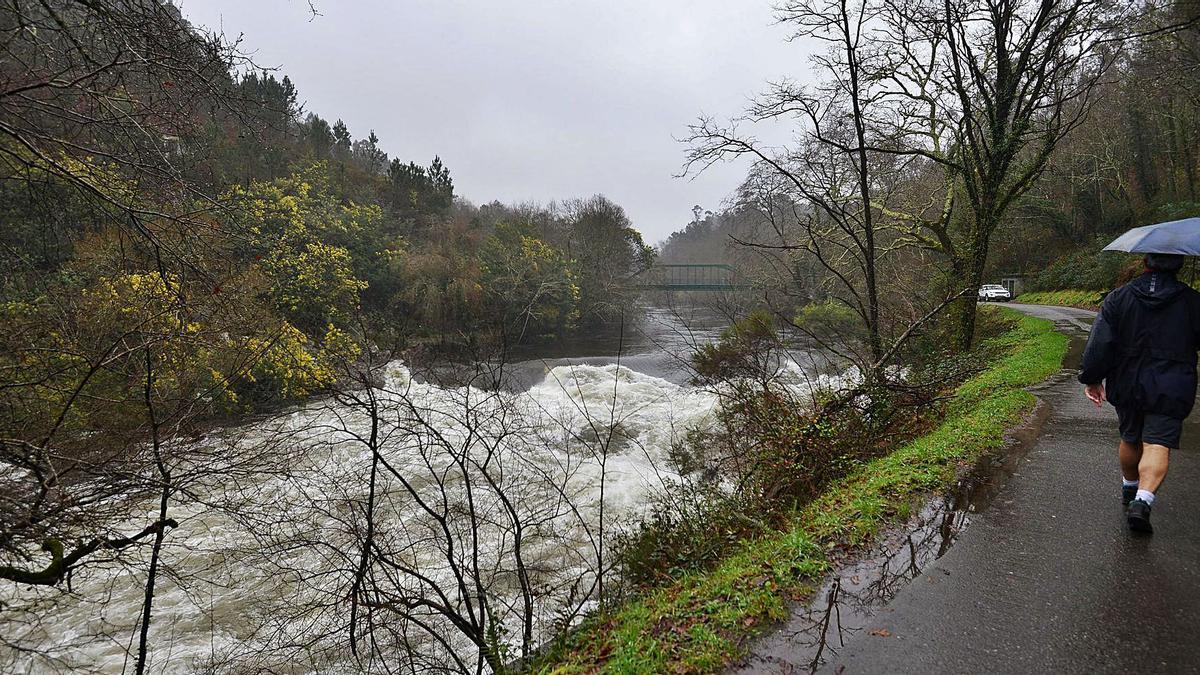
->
xmin=1130 ymin=271 xmax=1188 ymax=309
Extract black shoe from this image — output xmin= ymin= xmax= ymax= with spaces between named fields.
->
xmin=1127 ymin=499 xmax=1154 ymax=533
xmin=1123 ymin=485 xmax=1138 ymax=506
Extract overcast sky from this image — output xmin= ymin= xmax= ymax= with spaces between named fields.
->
xmin=180 ymin=1 xmax=812 ymax=243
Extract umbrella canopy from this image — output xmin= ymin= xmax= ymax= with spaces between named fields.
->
xmin=1104 ymin=217 xmax=1200 ymax=255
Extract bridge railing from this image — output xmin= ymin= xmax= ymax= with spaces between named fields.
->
xmin=635 ymin=263 xmax=744 ymax=291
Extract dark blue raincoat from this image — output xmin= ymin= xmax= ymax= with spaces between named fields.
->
xmin=1079 ymin=271 xmax=1200 ymax=419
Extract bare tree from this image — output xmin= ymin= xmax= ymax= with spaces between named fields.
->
xmin=684 ymin=0 xmax=892 ymax=377
xmin=684 ymin=0 xmax=968 ymax=379
xmin=191 ymin=332 xmax=650 ymax=674
xmin=872 ymin=0 xmax=1130 ymax=347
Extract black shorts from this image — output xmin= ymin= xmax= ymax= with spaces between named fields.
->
xmin=1116 ymin=407 xmax=1184 ymax=448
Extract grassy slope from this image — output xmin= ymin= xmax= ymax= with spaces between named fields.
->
xmin=1014 ymin=289 xmax=1103 ymax=310
xmin=536 ymin=309 xmax=1069 ymax=674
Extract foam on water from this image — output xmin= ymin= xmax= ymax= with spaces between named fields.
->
xmin=3 ymin=357 xmax=834 ymax=673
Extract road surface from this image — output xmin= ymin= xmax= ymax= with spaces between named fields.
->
xmin=740 ymin=303 xmax=1200 ymax=674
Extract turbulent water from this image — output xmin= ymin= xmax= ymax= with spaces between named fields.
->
xmin=2 ymin=308 xmax=841 ymax=674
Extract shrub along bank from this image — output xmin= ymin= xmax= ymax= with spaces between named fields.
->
xmin=534 ymin=309 xmax=1069 ymax=673
xmin=1015 ymin=289 xmax=1104 ymax=310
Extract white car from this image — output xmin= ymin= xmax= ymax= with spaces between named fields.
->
xmin=977 ymin=284 xmax=1012 ymax=302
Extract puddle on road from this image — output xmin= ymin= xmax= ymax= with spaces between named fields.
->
xmin=732 ymin=397 xmax=1054 ymax=674
xmin=734 ymin=328 xmax=1090 ymax=675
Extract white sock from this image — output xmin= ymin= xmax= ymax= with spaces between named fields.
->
xmin=1123 ymin=477 xmax=1139 ymax=488
xmin=1135 ymin=489 xmax=1156 ymax=506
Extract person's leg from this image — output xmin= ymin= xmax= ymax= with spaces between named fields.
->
xmin=1116 ymin=408 xmax=1144 ymax=505
xmin=1137 ymin=444 xmax=1170 ymax=493
xmin=1140 ymin=414 xmax=1183 ymax=495
xmin=1119 ymin=439 xmax=1143 ymax=482
xmin=1127 ymin=415 xmax=1181 ymax=533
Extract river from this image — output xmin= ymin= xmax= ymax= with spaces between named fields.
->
xmin=2 ymin=305 xmax=841 ymax=673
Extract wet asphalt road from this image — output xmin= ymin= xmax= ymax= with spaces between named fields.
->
xmin=814 ymin=304 xmax=1200 ymax=674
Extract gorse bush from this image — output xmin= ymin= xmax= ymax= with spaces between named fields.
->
xmin=613 ymin=483 xmax=771 ymax=589
xmin=793 ymin=299 xmax=865 ymax=342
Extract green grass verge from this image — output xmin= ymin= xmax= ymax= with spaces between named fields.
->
xmin=533 ymin=309 xmax=1069 ymax=674
xmin=1014 ymin=289 xmax=1103 ymax=310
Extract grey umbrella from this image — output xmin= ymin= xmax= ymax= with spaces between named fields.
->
xmin=1104 ymin=217 xmax=1200 ymax=255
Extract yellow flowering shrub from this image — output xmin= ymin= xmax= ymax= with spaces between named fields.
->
xmin=479 ymin=223 xmax=581 ymax=337
xmin=242 ymin=321 xmax=336 ymax=401
xmin=260 ymin=240 xmax=368 ymax=330
xmin=223 ymin=164 xmax=378 ymax=332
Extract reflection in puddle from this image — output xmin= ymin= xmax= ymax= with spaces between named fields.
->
xmin=734 ymin=398 xmax=1051 ymax=674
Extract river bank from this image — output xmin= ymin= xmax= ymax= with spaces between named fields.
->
xmin=533 ymin=308 xmax=1069 ymax=673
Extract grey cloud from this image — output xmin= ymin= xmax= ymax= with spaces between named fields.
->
xmin=182 ymin=0 xmax=811 ymax=242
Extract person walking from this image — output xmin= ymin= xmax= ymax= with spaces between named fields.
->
xmin=1079 ymin=253 xmax=1200 ymax=533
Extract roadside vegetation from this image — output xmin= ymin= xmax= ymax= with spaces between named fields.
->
xmin=535 ymin=309 xmax=1068 ymax=673
xmin=1015 ymin=290 xmax=1105 ymax=310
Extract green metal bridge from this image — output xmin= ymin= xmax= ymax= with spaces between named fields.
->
xmin=635 ymin=263 xmax=746 ymax=291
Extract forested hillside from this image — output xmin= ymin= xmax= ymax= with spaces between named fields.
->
xmin=987 ymin=0 xmax=1200 ymax=290
xmin=0 ymin=1 xmax=653 ymax=420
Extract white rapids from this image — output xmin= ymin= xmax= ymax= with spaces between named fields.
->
xmin=2 ymin=322 xmax=846 ymax=673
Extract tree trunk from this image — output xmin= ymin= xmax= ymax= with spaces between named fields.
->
xmin=953 ymin=228 xmax=992 ymax=352
xmin=136 ymin=486 xmax=170 ymax=675
xmin=137 ymin=347 xmax=171 ymax=675
xmin=841 ymin=0 xmax=883 ymax=376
